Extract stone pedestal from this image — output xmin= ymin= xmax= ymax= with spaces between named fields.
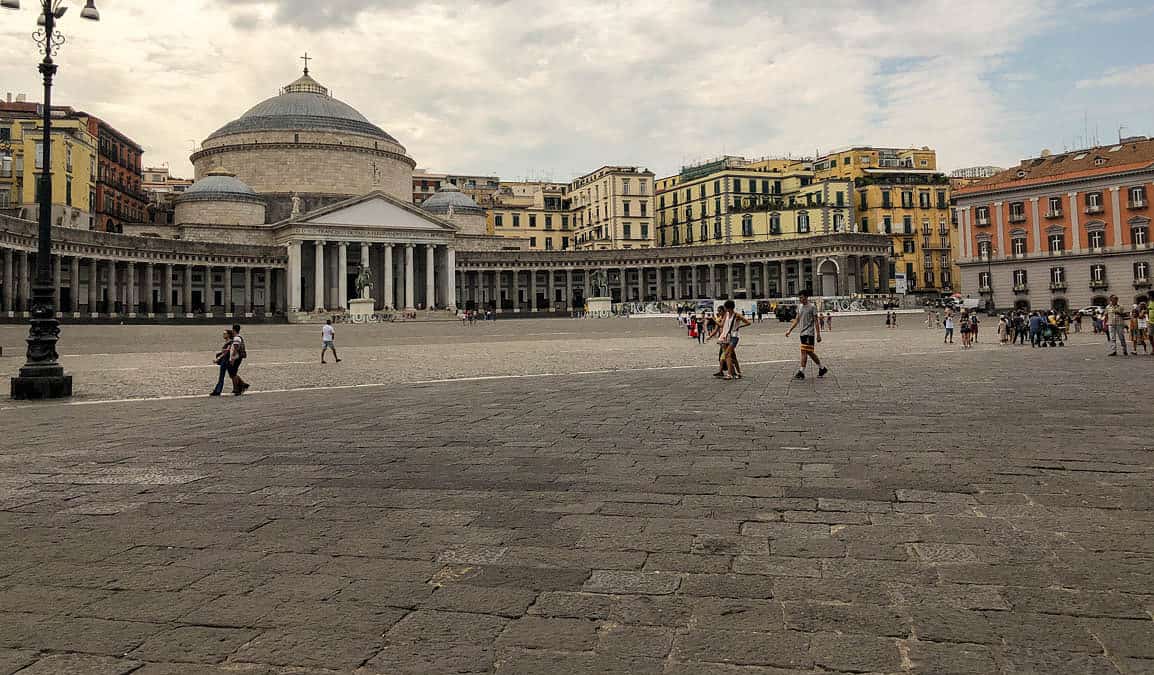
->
xmin=348 ymin=298 xmax=376 ymax=321
xmin=586 ymin=297 xmax=613 ymax=314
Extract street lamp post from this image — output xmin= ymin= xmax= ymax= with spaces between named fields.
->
xmin=5 ymin=0 xmax=99 ymax=400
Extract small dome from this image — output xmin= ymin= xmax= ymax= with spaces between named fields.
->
xmin=205 ymin=69 xmax=400 ymax=145
xmin=422 ymin=183 xmax=484 ymax=215
xmin=180 ymin=169 xmax=262 ymax=202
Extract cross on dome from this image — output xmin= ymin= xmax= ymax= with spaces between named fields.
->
xmin=300 ymin=52 xmax=312 ymax=75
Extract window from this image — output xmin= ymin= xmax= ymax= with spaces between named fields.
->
xmin=741 ymin=215 xmax=753 ymax=237
xmin=939 ymin=217 xmax=949 ymax=235
xmin=976 ymin=206 xmax=990 ymax=225
xmin=621 ymin=178 xmax=630 ymax=195
xmin=641 ymin=224 xmax=648 ymax=239
xmin=623 ymin=224 xmax=631 ymax=239
xmin=769 ymin=213 xmax=781 ymax=235
xmin=1013 ymin=269 xmax=1028 ymax=287
xmin=901 ymin=191 xmax=914 ymax=208
xmin=919 ymin=192 xmax=931 ymax=209
xmin=34 ymin=142 xmax=44 ymax=170
xmin=714 ymin=180 xmax=721 ymax=195
xmin=544 ymin=238 xmax=553 ymax=250
xmin=545 ymin=215 xmax=553 ymax=230
xmin=640 ymin=201 xmax=647 ymax=217
xmin=562 ymin=237 xmax=569 ymax=249
xmin=1133 ymin=225 xmax=1148 ymax=245
xmin=1012 ymin=238 xmax=1026 ymax=255
xmin=1047 ymin=196 xmax=1062 ymax=217
xmin=859 ymin=191 xmax=868 ymax=210
xmin=529 ymin=214 xmax=537 ymax=228
xmin=978 ymin=271 xmax=991 ymax=289
xmin=623 ymin=201 xmax=631 ymax=216
xmin=1136 ymin=261 xmax=1150 ymax=281
xmin=861 ymin=217 xmax=869 ymax=232
xmin=833 ymin=213 xmax=844 ymax=232
xmin=700 ymin=223 xmax=707 ymax=240
xmin=1086 ymin=192 xmax=1103 ymax=212
xmin=1049 ymin=233 xmax=1064 ymax=252
xmin=699 ymin=185 xmax=706 ymax=199
xmin=761 ymin=180 xmax=769 ymax=194
xmin=733 ymin=178 xmax=742 ymax=193
xmin=882 ymin=191 xmax=892 ymax=208
xmin=1050 ymin=267 xmax=1065 ymax=285
xmin=672 ymin=227 xmax=680 ymax=245
xmin=713 ymin=198 xmax=721 ymax=216
xmin=835 ymin=191 xmax=845 ymax=207
xmin=65 ymin=145 xmax=73 ymax=172
xmin=1088 ymin=230 xmax=1104 ymax=249
xmin=1129 ymin=186 xmax=1147 ymax=207
xmin=713 ymin=219 xmax=721 ymax=239
xmin=883 ymin=215 xmax=892 ymax=233
xmin=937 ymin=191 xmax=947 ymax=209
xmin=1009 ymin=202 xmax=1025 ymax=222
xmin=902 ymin=216 xmax=913 ymax=234
xmin=941 ymin=270 xmax=951 ymax=286
xmin=512 ymin=214 xmax=521 ymax=228
xmin=529 ymin=237 xmax=537 ymax=247
xmin=798 ymin=212 xmax=810 ymax=233
xmin=903 ymin=240 xmax=915 ymax=254
xmin=66 ymin=177 xmax=72 ymax=206
xmin=685 ymin=225 xmax=693 ymax=243
xmin=773 ymin=180 xmax=781 ymax=194
xmin=978 ymin=241 xmax=991 ymax=258
xmin=1091 ymin=264 xmax=1106 ymax=282
xmin=685 ymin=205 xmax=693 ymax=220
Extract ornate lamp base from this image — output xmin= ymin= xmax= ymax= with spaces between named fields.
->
xmin=11 ymin=369 xmax=73 ymax=400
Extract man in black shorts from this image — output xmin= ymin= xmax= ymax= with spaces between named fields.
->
xmin=784 ymin=290 xmax=827 ymax=380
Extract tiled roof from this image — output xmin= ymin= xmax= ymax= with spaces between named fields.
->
xmin=956 ymin=138 xmax=1154 ymax=196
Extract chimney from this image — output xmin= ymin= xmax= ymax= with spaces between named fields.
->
xmin=16 ymin=93 xmax=26 ymax=102
xmin=5 ymin=93 xmax=10 ymax=103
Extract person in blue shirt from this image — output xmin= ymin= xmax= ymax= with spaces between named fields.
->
xmin=1028 ymin=311 xmax=1045 ymax=348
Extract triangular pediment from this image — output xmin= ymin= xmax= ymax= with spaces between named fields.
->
xmin=284 ymin=191 xmax=457 ymax=232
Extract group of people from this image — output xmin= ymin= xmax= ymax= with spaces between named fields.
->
xmin=707 ymin=300 xmax=751 ymax=380
xmin=694 ymin=291 xmax=828 ymax=381
xmin=943 ymin=309 xmax=980 ymax=347
xmin=211 ymin=324 xmax=250 ymax=396
xmin=994 ymin=310 xmax=1067 ymax=347
xmin=1102 ymin=295 xmax=1151 ymax=356
xmin=458 ymin=308 xmax=497 ymax=324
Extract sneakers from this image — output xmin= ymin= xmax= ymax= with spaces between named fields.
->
xmin=793 ymin=371 xmax=805 ymax=380
xmin=818 ymin=367 xmax=829 ymax=378
xmin=208 ymin=391 xmax=221 ymax=397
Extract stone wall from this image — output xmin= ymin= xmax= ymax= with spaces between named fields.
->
xmin=175 ymin=200 xmax=266 ymax=228
xmin=191 ymin=129 xmax=414 ymax=203
xmin=444 ymin=212 xmax=487 ymax=237
xmin=178 ymin=224 xmax=277 ymax=246
xmin=455 ymin=234 xmax=530 ymax=252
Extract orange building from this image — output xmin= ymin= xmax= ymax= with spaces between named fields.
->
xmin=953 ymin=139 xmax=1154 ymax=311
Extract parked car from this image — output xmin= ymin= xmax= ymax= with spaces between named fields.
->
xmin=1078 ymin=305 xmax=1104 ymax=316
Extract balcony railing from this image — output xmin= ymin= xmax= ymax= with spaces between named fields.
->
xmin=976 ymin=217 xmax=990 ymax=226
xmin=1128 ymin=198 xmax=1147 ymax=209
xmin=1135 ymin=278 xmax=1152 ymax=289
xmin=1049 ymin=281 xmax=1067 ymax=291
xmin=1008 ymin=214 xmax=1027 ymax=223
xmin=979 ymin=285 xmax=992 ymax=293
xmin=1085 ymin=204 xmax=1104 ymax=215
xmin=1013 ymin=284 xmax=1029 ymax=293
xmin=1089 ymin=279 xmax=1109 ymax=290
xmin=1045 ymin=209 xmax=1063 ymax=218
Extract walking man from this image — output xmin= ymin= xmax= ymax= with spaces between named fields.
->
xmin=1105 ymin=295 xmax=1129 ymax=356
xmin=785 ymin=289 xmax=827 ymax=380
xmin=321 ymin=318 xmax=342 ymax=363
xmin=229 ymin=323 xmax=250 ymax=394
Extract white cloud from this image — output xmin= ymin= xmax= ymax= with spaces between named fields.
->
xmin=0 ymin=0 xmax=1074 ymax=180
xmin=1076 ymin=63 xmax=1154 ymax=89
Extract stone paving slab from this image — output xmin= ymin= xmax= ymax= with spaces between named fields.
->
xmin=0 ymin=322 xmax=1151 ymax=673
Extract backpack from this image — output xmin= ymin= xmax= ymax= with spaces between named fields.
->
xmin=235 ymin=335 xmax=247 ymax=360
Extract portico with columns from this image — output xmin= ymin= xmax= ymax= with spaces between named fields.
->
xmin=277 ymin=192 xmax=458 ymax=316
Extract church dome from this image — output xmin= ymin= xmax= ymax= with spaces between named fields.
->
xmin=422 ymin=183 xmax=484 ymax=215
xmin=204 ymin=71 xmax=399 ymax=145
xmin=181 ymin=169 xmax=260 ymax=201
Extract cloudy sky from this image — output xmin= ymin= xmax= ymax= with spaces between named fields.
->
xmin=2 ymin=0 xmax=1152 ymax=181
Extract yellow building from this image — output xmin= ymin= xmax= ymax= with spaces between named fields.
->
xmin=486 ymin=181 xmax=572 ymax=251
xmin=656 ymin=156 xmax=855 ymax=246
xmin=1 ymin=105 xmax=97 ymax=229
xmin=568 ymin=166 xmax=656 ymax=250
xmin=814 ymin=146 xmax=957 ymax=294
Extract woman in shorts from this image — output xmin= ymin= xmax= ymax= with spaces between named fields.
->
xmin=959 ymin=310 xmax=972 ymax=348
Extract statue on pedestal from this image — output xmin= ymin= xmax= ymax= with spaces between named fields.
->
xmin=354 ymin=264 xmax=374 ymax=300
xmin=590 ymin=269 xmax=608 ymax=297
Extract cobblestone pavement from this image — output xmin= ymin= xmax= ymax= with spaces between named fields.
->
xmin=0 ymin=320 xmax=1151 ymax=674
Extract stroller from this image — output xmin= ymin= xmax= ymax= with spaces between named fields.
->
xmin=1039 ymin=322 xmax=1064 ymax=347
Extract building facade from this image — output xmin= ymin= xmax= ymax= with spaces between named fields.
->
xmin=953 ymin=139 xmax=1154 ymax=311
xmin=80 ymin=114 xmax=145 ymax=233
xmin=814 ymin=147 xmax=957 ymax=295
xmin=412 ymin=170 xmax=499 ymax=206
xmin=0 ymin=102 xmax=97 ymax=229
xmin=486 ymin=181 xmax=570 ymax=251
xmin=655 ymin=157 xmax=856 ymax=248
xmin=569 ymin=166 xmax=656 ymax=250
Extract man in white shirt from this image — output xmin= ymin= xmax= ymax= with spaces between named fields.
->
xmin=321 ymin=319 xmax=341 ymax=364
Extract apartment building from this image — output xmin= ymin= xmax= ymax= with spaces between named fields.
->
xmin=568 ymin=166 xmax=656 ymax=250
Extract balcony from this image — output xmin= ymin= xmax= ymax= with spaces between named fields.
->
xmin=1008 ymin=213 xmax=1027 ymax=224
xmin=1045 ymin=209 xmax=1063 ymax=218
xmin=1089 ymin=279 xmax=1109 ymax=290
xmin=1135 ymin=278 xmax=1152 ymax=289
xmin=979 ymin=285 xmax=992 ymax=294
xmin=1049 ymin=281 xmax=1067 ymax=291
xmin=1013 ymin=284 xmax=1029 ymax=294
xmin=1085 ymin=204 xmax=1104 ymax=215
xmin=1128 ymin=198 xmax=1147 ymax=209
xmin=976 ymin=216 xmax=990 ymax=226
